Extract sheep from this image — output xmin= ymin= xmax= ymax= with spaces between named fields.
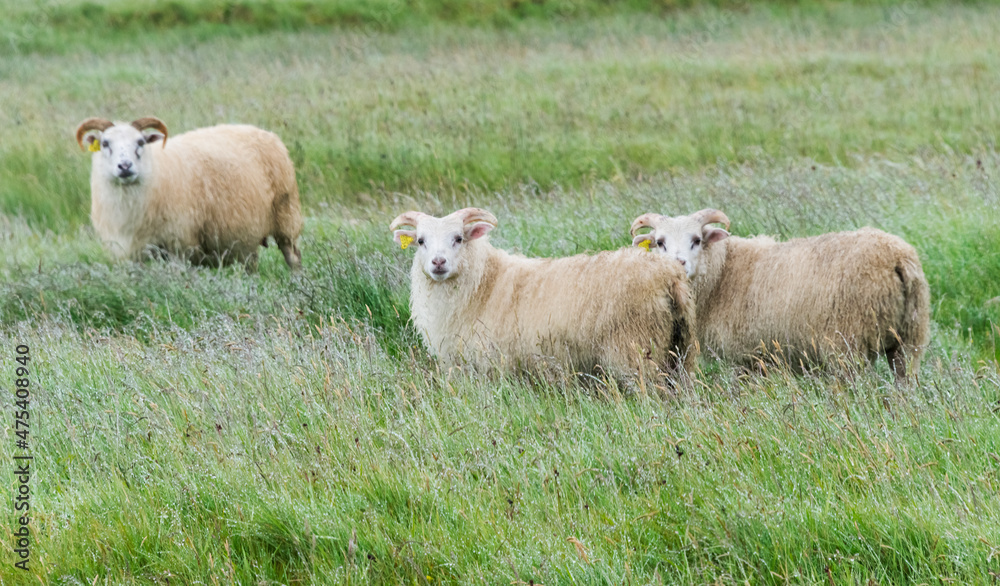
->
xmin=390 ymin=207 xmax=698 ymax=383
xmin=629 ymin=208 xmax=931 ymax=380
xmin=75 ymin=116 xmax=303 ymax=270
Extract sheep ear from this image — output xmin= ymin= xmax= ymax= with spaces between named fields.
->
xmin=394 ymin=229 xmax=417 ymax=250
xmin=704 ymin=227 xmax=729 ymax=244
xmin=632 ymin=233 xmax=653 ymax=251
xmin=465 ymin=222 xmax=493 ymax=241
xmin=144 ymin=131 xmax=165 ymax=145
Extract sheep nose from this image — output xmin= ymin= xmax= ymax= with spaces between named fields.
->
xmin=118 ymin=161 xmax=133 ymax=171
xmin=432 ymin=257 xmax=446 ymax=268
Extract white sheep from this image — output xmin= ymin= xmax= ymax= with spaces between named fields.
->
xmin=630 ymin=209 xmax=931 ymax=380
xmin=390 ymin=207 xmax=698 ymax=382
xmin=75 ymin=117 xmax=303 ymax=270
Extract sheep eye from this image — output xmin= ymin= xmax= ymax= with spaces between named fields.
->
xmin=692 ymin=236 xmax=702 ymax=247
xmin=101 ymin=140 xmax=109 ymax=149
xmin=454 ymin=235 xmax=463 ymax=245
xmin=137 ymin=138 xmax=146 ymax=147
xmin=417 ymin=238 xmax=424 ymax=246
xmin=656 ymin=239 xmax=665 ymax=249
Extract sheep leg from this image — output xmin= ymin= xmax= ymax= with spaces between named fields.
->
xmin=141 ymin=244 xmax=170 ymax=262
xmin=885 ymin=346 xmax=906 ymax=381
xmin=244 ymin=250 xmax=259 ymax=274
xmin=226 ymin=243 xmax=260 ymax=273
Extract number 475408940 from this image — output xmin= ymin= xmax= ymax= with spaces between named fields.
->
xmin=14 ymin=346 xmax=30 ymax=441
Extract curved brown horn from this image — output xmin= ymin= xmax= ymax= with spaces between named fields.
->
xmin=451 ymin=207 xmax=498 ymax=227
xmin=630 ymin=213 xmax=662 ymax=237
xmin=390 ymin=211 xmax=431 ymax=231
xmin=131 ymin=117 xmax=169 ymax=147
xmin=691 ymin=208 xmax=730 ymax=230
xmin=75 ymin=118 xmax=114 ymax=151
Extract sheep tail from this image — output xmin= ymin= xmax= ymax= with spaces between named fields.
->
xmin=894 ymin=256 xmax=931 ymax=369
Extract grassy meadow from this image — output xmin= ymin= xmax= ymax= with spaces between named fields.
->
xmin=2 ymin=1 xmax=1000 ymax=583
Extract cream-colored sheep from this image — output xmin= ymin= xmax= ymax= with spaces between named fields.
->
xmin=631 ymin=209 xmax=930 ymax=380
xmin=75 ymin=117 xmax=302 ymax=270
xmin=390 ymin=207 xmax=698 ymax=382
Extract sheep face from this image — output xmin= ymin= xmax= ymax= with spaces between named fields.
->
xmin=390 ymin=208 xmax=498 ymax=282
xmin=85 ymin=125 xmax=163 ymax=185
xmin=631 ymin=210 xmax=730 ymax=277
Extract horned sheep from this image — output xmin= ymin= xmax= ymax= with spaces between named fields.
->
xmin=391 ymin=207 xmax=698 ymax=382
xmin=630 ymin=209 xmax=930 ymax=380
xmin=75 ymin=117 xmax=303 ymax=270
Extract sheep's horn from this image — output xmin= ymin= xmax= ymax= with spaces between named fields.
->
xmin=452 ymin=208 xmax=498 ymax=227
xmin=692 ymin=208 xmax=730 ymax=230
xmin=75 ymin=117 xmax=114 ymax=151
xmin=390 ymin=211 xmax=431 ymax=231
xmin=630 ymin=213 xmax=662 ymax=237
xmin=131 ymin=117 xmax=169 ymax=147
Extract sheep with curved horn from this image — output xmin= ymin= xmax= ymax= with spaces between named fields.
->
xmin=76 ymin=116 xmax=302 ymax=271
xmin=392 ymin=207 xmax=698 ymax=383
xmin=631 ymin=208 xmax=930 ymax=380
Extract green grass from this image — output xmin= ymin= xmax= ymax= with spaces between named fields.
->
xmin=2 ymin=280 xmax=999 ymax=583
xmin=2 ymin=0 xmax=952 ymax=54
xmin=3 ymin=3 xmax=1000 ymax=228
xmin=2 ymin=2 xmax=1000 ymax=583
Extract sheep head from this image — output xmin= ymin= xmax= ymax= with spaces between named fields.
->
xmin=76 ymin=117 xmax=169 ymax=185
xmin=390 ymin=207 xmax=497 ymax=282
xmin=630 ymin=208 xmax=730 ymax=277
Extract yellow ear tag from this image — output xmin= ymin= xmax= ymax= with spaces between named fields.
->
xmin=88 ymin=140 xmax=101 ymax=153
xmin=638 ymin=239 xmax=651 ymax=251
xmin=399 ymin=234 xmax=414 ymax=250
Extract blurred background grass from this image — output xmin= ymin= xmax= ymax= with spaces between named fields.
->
xmin=3 ymin=3 xmax=998 ymax=225
xmin=5 ymin=0 xmax=967 ymax=41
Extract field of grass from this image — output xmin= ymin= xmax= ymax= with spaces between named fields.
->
xmin=2 ymin=1 xmax=1000 ymax=583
